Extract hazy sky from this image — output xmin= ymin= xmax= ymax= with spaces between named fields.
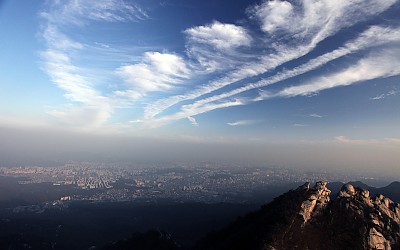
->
xmin=0 ymin=0 xmax=399 ymax=174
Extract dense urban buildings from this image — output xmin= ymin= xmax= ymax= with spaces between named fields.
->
xmin=0 ymin=162 xmax=381 ymax=205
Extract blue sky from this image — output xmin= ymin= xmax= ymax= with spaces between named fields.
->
xmin=0 ymin=0 xmax=400 ymax=172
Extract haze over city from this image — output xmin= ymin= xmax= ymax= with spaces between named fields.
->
xmin=0 ymin=0 xmax=399 ymax=175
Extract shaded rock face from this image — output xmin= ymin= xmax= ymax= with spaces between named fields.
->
xmin=196 ymin=182 xmax=400 ymax=250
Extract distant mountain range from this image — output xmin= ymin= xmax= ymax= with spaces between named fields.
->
xmin=327 ymin=181 xmax=400 ymax=202
xmin=105 ymin=181 xmax=400 ymax=250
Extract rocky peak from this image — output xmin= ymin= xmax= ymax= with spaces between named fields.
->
xmin=329 ymin=183 xmax=400 ymax=250
xmin=299 ymin=181 xmax=331 ymax=223
xmin=298 ymin=182 xmax=400 ymax=249
xmin=194 ymin=181 xmax=400 ymax=250
xmin=339 ymin=183 xmax=356 ymax=197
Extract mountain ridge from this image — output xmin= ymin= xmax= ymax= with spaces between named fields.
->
xmin=105 ymin=181 xmax=400 ymax=250
xmin=327 ymin=181 xmax=400 ymax=202
xmin=195 ymin=181 xmax=400 ymax=250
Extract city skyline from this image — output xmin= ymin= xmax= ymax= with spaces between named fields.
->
xmin=0 ymin=0 xmax=399 ymax=173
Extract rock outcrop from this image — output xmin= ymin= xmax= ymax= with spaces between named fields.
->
xmin=195 ymin=181 xmax=400 ymax=250
xmin=332 ymin=183 xmax=400 ymax=250
xmin=299 ymin=181 xmax=331 ymax=223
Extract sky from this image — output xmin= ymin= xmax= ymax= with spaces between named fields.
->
xmin=0 ymin=0 xmax=399 ymax=175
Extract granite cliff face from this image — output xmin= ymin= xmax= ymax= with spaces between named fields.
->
xmin=298 ymin=181 xmax=331 ymax=223
xmin=195 ymin=181 xmax=400 ymax=250
xmin=331 ymin=183 xmax=400 ymax=250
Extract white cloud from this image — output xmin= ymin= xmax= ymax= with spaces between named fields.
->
xmin=40 ymin=23 xmax=114 ymax=128
xmin=176 ymin=26 xmax=400 ymax=113
xmin=184 ymin=21 xmax=252 ymax=72
xmin=42 ymin=25 xmax=83 ymax=50
xmin=116 ymin=52 xmax=191 ymax=97
xmin=143 ymin=0 xmax=396 ymax=121
xmin=335 ymin=135 xmax=354 ymax=143
xmin=129 ymin=119 xmax=143 ymax=124
xmin=187 ymin=116 xmax=199 ymax=126
xmin=227 ymin=120 xmax=259 ymax=126
xmin=145 ymin=99 xmax=245 ymax=128
xmin=113 ymin=90 xmax=144 ymax=100
xmin=40 ymin=47 xmax=114 ymax=127
xmin=250 ymin=0 xmax=397 ymax=43
xmin=185 ymin=21 xmax=251 ymax=51
xmin=370 ymin=94 xmax=385 ymax=100
xmin=309 ymin=114 xmax=323 ymax=118
xmin=278 ymin=48 xmax=400 ymax=97
xmin=146 ymin=44 xmax=400 ymax=127
xmin=38 ymin=0 xmax=148 ymax=128
xmin=250 ymin=0 xmax=294 ymax=33
xmin=387 ymin=89 xmax=398 ymax=96
xmin=41 ymin=0 xmax=148 ymax=26
xmin=293 ymin=123 xmax=309 ymax=127
xmin=143 ymin=46 xmax=304 ymax=120
xmin=40 ymin=50 xmax=95 ymax=102
xmin=38 ymin=0 xmax=399 ymax=130
xmin=370 ymin=88 xmax=398 ymax=100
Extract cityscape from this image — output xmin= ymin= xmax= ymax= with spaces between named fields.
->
xmin=0 ymin=162 xmax=380 ymax=205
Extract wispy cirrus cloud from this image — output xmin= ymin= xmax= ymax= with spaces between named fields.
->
xmin=309 ymin=114 xmax=323 ymax=118
xmin=39 ymin=0 xmax=148 ymax=128
xmin=41 ymin=25 xmax=83 ymax=50
xmin=37 ymin=0 xmax=399 ymax=130
xmin=370 ymin=94 xmax=386 ymax=100
xmin=40 ymin=0 xmax=147 ymax=26
xmin=147 ymin=25 xmax=400 ymax=126
xmin=387 ymin=89 xmax=398 ymax=96
xmin=40 ymin=50 xmax=114 ymax=127
xmin=40 ymin=49 xmax=96 ymax=103
xmin=276 ymin=48 xmax=400 ymax=98
xmin=227 ymin=120 xmax=259 ymax=126
xmin=143 ymin=0 xmax=397 ymax=122
xmin=187 ymin=116 xmax=199 ymax=127
xmin=146 ymin=99 xmax=246 ymax=128
xmin=370 ymin=88 xmax=398 ymax=100
xmin=186 ymin=26 xmax=400 ymax=108
xmin=249 ymin=0 xmax=396 ymax=41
